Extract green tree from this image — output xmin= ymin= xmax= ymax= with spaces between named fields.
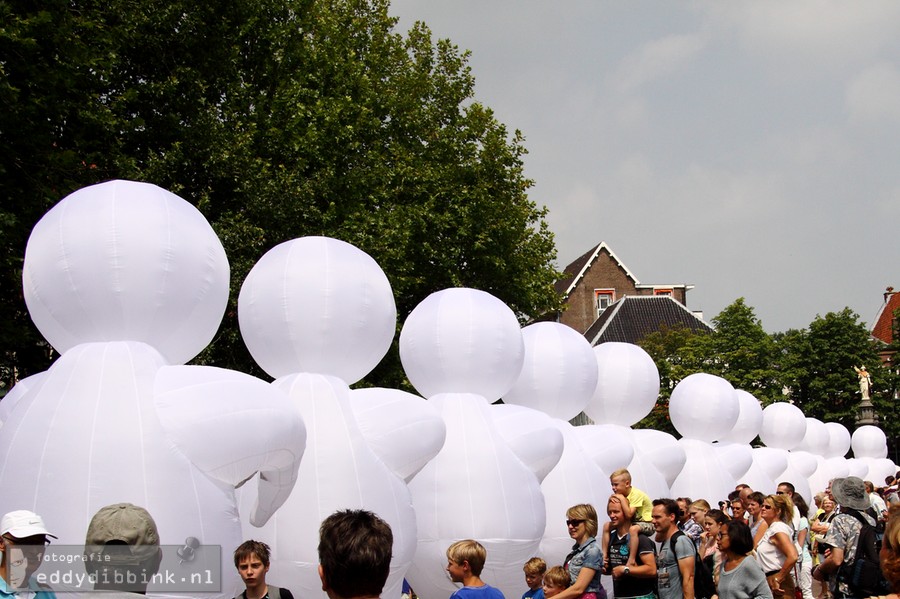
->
xmin=780 ymin=308 xmax=883 ymax=429
xmin=0 ymin=0 xmax=561 ymax=389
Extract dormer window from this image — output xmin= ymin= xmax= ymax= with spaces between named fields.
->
xmin=595 ymin=289 xmax=615 ymax=316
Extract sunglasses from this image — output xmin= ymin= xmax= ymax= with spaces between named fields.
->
xmin=761 ymin=505 xmax=773 ymax=510
xmin=717 ymin=532 xmax=727 ymax=539
xmin=566 ymin=519 xmax=584 ymax=528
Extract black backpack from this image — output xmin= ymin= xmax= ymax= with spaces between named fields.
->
xmin=836 ymin=507 xmax=891 ymax=597
xmin=667 ymin=531 xmax=717 ymax=599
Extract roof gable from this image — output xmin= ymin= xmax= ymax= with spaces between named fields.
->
xmin=554 ymin=242 xmax=639 ymax=298
xmin=872 ymin=289 xmax=900 ymax=345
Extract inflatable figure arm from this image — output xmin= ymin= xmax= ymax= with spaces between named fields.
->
xmin=348 ymin=387 xmax=446 ymax=482
xmin=154 ymin=365 xmax=306 ymax=525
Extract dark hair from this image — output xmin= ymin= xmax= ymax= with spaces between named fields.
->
xmin=793 ymin=494 xmax=810 ymax=520
xmin=653 ymin=498 xmax=680 ymax=517
xmin=234 ymin=540 xmax=271 ymax=568
xmin=705 ymin=509 xmax=731 ymax=525
xmin=727 ymin=490 xmax=741 ymax=502
xmin=723 ymin=520 xmax=754 ymax=555
xmin=318 ymin=510 xmax=393 ymax=599
xmin=748 ymin=491 xmax=766 ymax=505
xmin=778 ymin=482 xmax=795 ymax=494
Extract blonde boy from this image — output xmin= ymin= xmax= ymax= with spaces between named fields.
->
xmin=541 ymin=566 xmax=569 ymax=599
xmin=446 ymin=540 xmax=506 ymax=599
xmin=602 ymin=468 xmax=654 ymax=567
xmin=522 ymin=557 xmax=546 ymax=599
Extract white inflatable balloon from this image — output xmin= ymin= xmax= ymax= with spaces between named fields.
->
xmin=797 ymin=418 xmax=830 ymax=455
xmin=851 ymin=425 xmax=888 ymax=459
xmin=759 ymin=402 xmax=807 ymax=450
xmin=825 ymin=422 xmax=852 ymax=458
xmin=847 ymin=458 xmax=869 ymax=478
xmin=584 ymin=342 xmax=660 ymax=426
xmin=670 ymin=438 xmax=737 ymax=505
xmin=0 ymin=372 xmax=47 ymax=428
xmin=400 ymin=288 xmax=524 ymax=401
xmin=3 ymin=181 xmax=305 ymax=598
xmin=574 ymin=424 xmax=636 ymax=476
xmin=491 ymin=404 xmax=565 ymax=482
xmin=503 ymin=322 xmax=598 ymax=421
xmin=630 ymin=429 xmax=686 ymax=488
xmin=715 ymin=442 xmax=755 ymax=481
xmin=718 ymin=390 xmax=763 ymax=444
xmin=349 ymin=387 xmax=447 ymax=483
xmin=753 ymin=447 xmax=788 ymax=490
xmin=23 ymin=180 xmax=229 ymax=365
xmin=669 ymin=373 xmax=739 ymax=441
xmin=239 ymin=237 xmax=396 ymax=383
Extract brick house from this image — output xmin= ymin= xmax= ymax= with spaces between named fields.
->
xmin=552 ymin=242 xmax=709 ymax=343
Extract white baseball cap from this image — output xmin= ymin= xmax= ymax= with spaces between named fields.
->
xmin=0 ymin=510 xmax=57 ymax=540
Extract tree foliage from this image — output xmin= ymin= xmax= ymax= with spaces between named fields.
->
xmin=0 ymin=0 xmax=562 ymax=389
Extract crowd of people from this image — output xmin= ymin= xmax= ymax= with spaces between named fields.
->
xmin=4 ymin=471 xmax=900 ymax=599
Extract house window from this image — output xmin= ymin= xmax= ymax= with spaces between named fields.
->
xmin=654 ymin=289 xmax=673 ymax=297
xmin=595 ymin=289 xmax=615 ymax=316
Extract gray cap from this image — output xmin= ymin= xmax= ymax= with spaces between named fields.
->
xmin=85 ymin=503 xmax=159 ymax=564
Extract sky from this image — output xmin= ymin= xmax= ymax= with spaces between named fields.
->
xmin=389 ymin=1 xmax=900 ymax=333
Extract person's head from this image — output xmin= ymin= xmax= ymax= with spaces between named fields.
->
xmin=607 ymin=495 xmax=628 ymax=530
xmin=690 ymin=499 xmax=710 ymax=523
xmin=566 ymin=504 xmax=598 ymax=540
xmin=763 ymin=494 xmax=794 ymax=526
xmin=793 ymin=494 xmax=810 ymax=520
xmin=831 ymin=477 xmax=871 ymax=512
xmin=746 ymin=491 xmax=766 ymax=517
xmin=886 ymin=476 xmax=896 ymax=487
xmin=776 ymin=482 xmax=795 ymax=498
xmin=542 ymin=566 xmax=569 ymax=598
xmin=319 ymin=510 xmax=393 ymax=599
xmin=234 ymin=540 xmax=270 ymax=590
xmin=703 ymin=509 xmax=730 ymax=539
xmin=814 ymin=492 xmax=825 ymax=509
xmin=446 ymin=540 xmax=487 ymax=582
xmin=676 ymin=498 xmax=692 ymax=522
xmin=865 ymin=480 xmax=876 ymax=494
xmin=718 ymin=521 xmax=754 ymax=557
xmin=652 ymin=498 xmax=679 ymax=538
xmin=880 ymin=506 xmax=900 ymax=592
xmin=822 ymin=496 xmax=836 ymax=513
xmin=0 ymin=510 xmax=56 ymax=589
xmin=84 ymin=503 xmax=162 ymax=594
xmin=739 ymin=486 xmax=754 ymax=508
xmin=523 ymin=557 xmax=546 ymax=591
xmin=610 ymin=469 xmax=633 ymax=496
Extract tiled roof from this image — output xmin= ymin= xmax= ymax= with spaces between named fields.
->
xmin=583 ymin=295 xmax=712 ymax=346
xmin=554 ymin=241 xmax=640 ymax=298
xmin=871 ymin=290 xmax=900 ymax=345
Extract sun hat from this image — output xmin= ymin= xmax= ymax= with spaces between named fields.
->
xmin=0 ymin=510 xmax=57 ymax=540
xmin=831 ymin=476 xmax=871 ymax=511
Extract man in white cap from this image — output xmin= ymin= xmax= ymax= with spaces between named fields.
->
xmin=0 ymin=509 xmax=57 ymax=598
xmin=84 ymin=503 xmax=162 ymax=596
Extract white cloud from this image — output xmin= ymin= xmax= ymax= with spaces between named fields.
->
xmin=610 ymin=34 xmax=705 ymax=94
xmin=846 ymin=62 xmax=900 ymax=124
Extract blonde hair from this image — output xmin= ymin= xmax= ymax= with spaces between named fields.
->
xmin=766 ymin=494 xmax=795 ymax=526
xmin=881 ymin=506 xmax=900 ymax=591
xmin=610 ymin=469 xmax=632 ymax=482
xmin=544 ymin=566 xmax=570 ymax=588
xmin=566 ymin=504 xmax=599 ymax=538
xmin=447 ymin=540 xmax=487 ymax=576
xmin=691 ymin=499 xmax=711 ymax=513
xmin=524 ymin=557 xmax=547 ymax=575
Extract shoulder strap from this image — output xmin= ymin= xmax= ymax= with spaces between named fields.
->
xmin=669 ymin=530 xmax=692 ymax=556
xmin=269 ymin=587 xmax=282 ymax=599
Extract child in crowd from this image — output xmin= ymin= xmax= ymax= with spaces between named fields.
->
xmin=602 ymin=468 xmax=654 ymax=567
xmin=446 ymin=540 xmax=506 ymax=599
xmin=522 ymin=558 xmax=546 ymax=599
xmin=233 ymin=540 xmax=295 ymax=599
xmin=541 ymin=566 xmax=570 ymax=599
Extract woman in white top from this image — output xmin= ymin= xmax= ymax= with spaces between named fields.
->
xmin=755 ymin=494 xmax=798 ymax=598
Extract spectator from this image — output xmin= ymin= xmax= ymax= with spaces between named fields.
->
xmin=676 ymin=498 xmax=703 ymax=548
xmin=557 ymin=504 xmax=605 ymax=599
xmin=653 ymin=498 xmax=694 ymax=599
xmin=522 ymin=558 xmax=546 ymax=599
xmin=319 ymin=510 xmax=393 ymax=599
xmin=605 ymin=495 xmax=656 ymax=599
xmin=0 ymin=510 xmax=57 ymax=598
xmin=446 ymin=540 xmax=505 ymax=599
xmin=716 ymin=521 xmax=773 ymax=599
xmin=234 ymin=540 xmax=294 ymax=599
xmin=755 ymin=494 xmax=798 ymax=598
xmin=83 ymin=503 xmax=162 ymax=596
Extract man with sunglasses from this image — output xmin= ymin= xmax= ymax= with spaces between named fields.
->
xmin=0 ymin=510 xmax=57 ymax=598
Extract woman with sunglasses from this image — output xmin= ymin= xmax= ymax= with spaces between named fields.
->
xmin=756 ymin=495 xmax=798 ymax=598
xmin=716 ymin=520 xmax=773 ymax=599
xmin=558 ymin=504 xmax=607 ymax=599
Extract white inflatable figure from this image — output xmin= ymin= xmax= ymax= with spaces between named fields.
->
xmin=502 ymin=322 xmax=604 ymax=563
xmin=753 ymin=447 xmax=789 ymax=493
xmin=795 ymin=418 xmax=832 ymax=497
xmin=583 ymin=343 xmax=669 ymax=499
xmin=0 ymin=372 xmax=47 ymax=427
xmin=399 ymin=288 xmax=544 ymax=599
xmin=237 ymin=236 xmax=429 ymax=599
xmin=715 ymin=389 xmax=772 ymax=491
xmin=824 ymin=422 xmax=852 ymax=480
xmin=759 ymin=402 xmax=811 ymax=501
xmin=851 ymin=425 xmax=894 ymax=482
xmin=669 ymin=373 xmax=740 ymax=502
xmin=0 ymin=180 xmax=305 ymax=598
xmin=491 ymin=404 xmax=564 ymax=483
